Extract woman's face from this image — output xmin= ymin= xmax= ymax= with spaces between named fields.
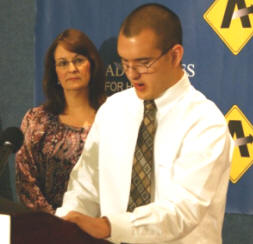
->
xmin=54 ymin=44 xmax=91 ymax=93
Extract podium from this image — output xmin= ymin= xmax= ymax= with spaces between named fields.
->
xmin=0 ymin=196 xmax=110 ymax=244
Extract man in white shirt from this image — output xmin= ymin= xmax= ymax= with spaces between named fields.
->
xmin=56 ymin=3 xmax=234 ymax=244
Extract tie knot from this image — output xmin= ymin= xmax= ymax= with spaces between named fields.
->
xmin=144 ymin=100 xmax=156 ymax=112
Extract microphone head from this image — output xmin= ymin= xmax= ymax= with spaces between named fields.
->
xmin=0 ymin=127 xmax=24 ymax=153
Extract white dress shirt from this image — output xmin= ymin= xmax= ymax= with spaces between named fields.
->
xmin=56 ymin=72 xmax=234 ymax=244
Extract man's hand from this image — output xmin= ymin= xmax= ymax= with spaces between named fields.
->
xmin=63 ymin=211 xmax=111 ymax=239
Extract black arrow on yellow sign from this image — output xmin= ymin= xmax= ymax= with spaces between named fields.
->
xmin=221 ymin=0 xmax=251 ymax=28
xmin=234 ymin=134 xmax=253 ymax=146
xmin=232 ymin=5 xmax=253 ymax=19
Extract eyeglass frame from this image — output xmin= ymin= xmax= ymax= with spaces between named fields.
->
xmin=121 ymin=44 xmax=174 ymax=74
xmin=55 ymin=56 xmax=88 ymax=70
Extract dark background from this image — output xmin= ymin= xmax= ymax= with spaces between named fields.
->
xmin=0 ymin=1 xmax=252 ymax=243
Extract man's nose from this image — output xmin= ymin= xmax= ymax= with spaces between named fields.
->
xmin=125 ymin=67 xmax=141 ymax=81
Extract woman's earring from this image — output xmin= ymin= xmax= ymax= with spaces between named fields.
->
xmin=57 ymin=80 xmax=61 ymax=85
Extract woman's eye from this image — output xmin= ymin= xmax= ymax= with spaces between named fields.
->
xmin=74 ymin=58 xmax=84 ymax=64
xmin=57 ymin=61 xmax=68 ymax=67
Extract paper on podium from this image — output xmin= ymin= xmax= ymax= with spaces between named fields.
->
xmin=0 ymin=213 xmax=10 ymax=244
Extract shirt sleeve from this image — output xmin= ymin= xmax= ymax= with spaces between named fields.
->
xmin=15 ymin=109 xmax=55 ymax=214
xmin=55 ymin=120 xmax=100 ymax=218
xmin=107 ymin=116 xmax=234 ymax=243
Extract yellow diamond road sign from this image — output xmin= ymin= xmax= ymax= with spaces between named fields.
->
xmin=204 ymin=0 xmax=253 ymax=55
xmin=225 ymin=105 xmax=253 ymax=183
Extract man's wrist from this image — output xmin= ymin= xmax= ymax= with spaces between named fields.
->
xmin=101 ymin=216 xmax=111 ymax=238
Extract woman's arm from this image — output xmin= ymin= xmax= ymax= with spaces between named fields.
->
xmin=15 ymin=109 xmax=55 ymax=214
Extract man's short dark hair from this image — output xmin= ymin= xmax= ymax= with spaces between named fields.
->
xmin=120 ymin=3 xmax=183 ymax=51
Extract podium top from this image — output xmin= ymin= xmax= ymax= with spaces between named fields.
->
xmin=11 ymin=211 xmax=110 ymax=244
xmin=0 ymin=197 xmax=110 ymax=244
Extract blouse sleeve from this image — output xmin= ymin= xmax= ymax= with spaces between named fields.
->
xmin=15 ymin=109 xmax=55 ymax=214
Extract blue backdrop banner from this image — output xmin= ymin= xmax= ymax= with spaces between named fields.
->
xmin=35 ymin=0 xmax=253 ymax=214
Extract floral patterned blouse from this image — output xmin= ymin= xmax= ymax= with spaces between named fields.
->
xmin=16 ymin=106 xmax=91 ymax=214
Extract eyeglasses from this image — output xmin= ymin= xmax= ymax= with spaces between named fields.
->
xmin=55 ymin=57 xmax=87 ymax=70
xmin=121 ymin=45 xmax=173 ymax=74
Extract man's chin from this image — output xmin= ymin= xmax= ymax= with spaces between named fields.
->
xmin=135 ymin=92 xmax=147 ymax=100
xmin=135 ymin=92 xmax=156 ymax=101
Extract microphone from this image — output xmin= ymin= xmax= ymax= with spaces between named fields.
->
xmin=0 ymin=127 xmax=24 ymax=177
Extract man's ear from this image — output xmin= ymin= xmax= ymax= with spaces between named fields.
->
xmin=170 ymin=44 xmax=184 ymax=67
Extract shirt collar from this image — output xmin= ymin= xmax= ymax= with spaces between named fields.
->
xmin=154 ymin=71 xmax=191 ymax=110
